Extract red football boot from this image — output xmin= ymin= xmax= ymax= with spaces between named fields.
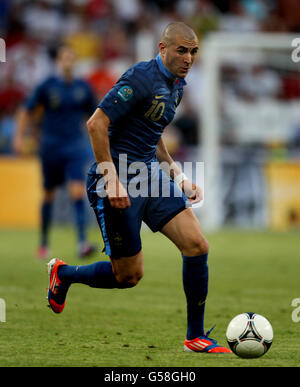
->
xmin=47 ymin=258 xmax=69 ymax=314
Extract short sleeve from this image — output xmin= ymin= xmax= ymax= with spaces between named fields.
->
xmin=24 ymin=82 xmax=46 ymax=111
xmin=98 ymin=67 xmax=150 ymax=123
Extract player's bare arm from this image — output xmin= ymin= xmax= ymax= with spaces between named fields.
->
xmin=13 ymin=107 xmax=32 ymax=155
xmin=13 ymin=107 xmax=29 ymax=155
xmin=13 ymin=104 xmax=44 ymax=155
xmin=87 ymin=108 xmax=130 ymax=209
xmin=156 ymin=137 xmax=202 ymax=204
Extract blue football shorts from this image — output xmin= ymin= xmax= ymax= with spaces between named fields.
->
xmin=86 ymin=161 xmax=188 ymax=259
xmin=40 ymin=150 xmax=87 ymax=190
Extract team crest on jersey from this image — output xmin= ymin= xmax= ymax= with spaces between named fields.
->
xmin=49 ymin=89 xmax=61 ymax=108
xmin=117 ymin=85 xmax=134 ymax=102
xmin=73 ymin=87 xmax=86 ymax=102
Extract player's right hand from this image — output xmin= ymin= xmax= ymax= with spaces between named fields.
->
xmin=106 ymin=179 xmax=131 ymax=209
xmin=12 ymin=135 xmax=24 ymax=155
xmin=181 ymin=180 xmax=203 ymax=204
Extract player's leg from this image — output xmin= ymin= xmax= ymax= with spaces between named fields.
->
xmin=68 ymin=179 xmax=96 ymax=258
xmin=145 ymin=167 xmax=229 ymax=352
xmin=57 ymin=249 xmax=143 ymax=288
xmin=161 ymin=208 xmax=231 ymax=353
xmin=47 ymin=250 xmax=143 ymax=314
xmin=47 ymin=170 xmax=145 ymax=313
xmin=66 ymin=151 xmax=97 ymax=258
xmin=161 ymin=208 xmax=209 ymax=340
xmin=37 ymin=153 xmax=65 ymax=260
xmin=143 ymin=169 xmax=209 ymax=340
xmin=37 ymin=188 xmax=56 ymax=260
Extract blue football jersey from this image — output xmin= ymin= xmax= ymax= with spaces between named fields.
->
xmin=99 ymin=54 xmax=186 ymax=164
xmin=25 ymin=75 xmax=97 ymax=154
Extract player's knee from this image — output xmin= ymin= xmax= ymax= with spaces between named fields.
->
xmin=115 ymin=271 xmax=143 ymax=288
xmin=69 ymin=182 xmax=85 ymax=200
xmin=43 ymin=189 xmax=55 ymax=203
xmin=181 ymin=235 xmax=209 ymax=257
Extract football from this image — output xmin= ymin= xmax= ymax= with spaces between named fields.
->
xmin=226 ymin=313 xmax=273 ymax=358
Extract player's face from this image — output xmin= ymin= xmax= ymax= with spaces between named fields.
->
xmin=57 ymin=47 xmax=76 ymax=74
xmin=160 ymin=36 xmax=199 ymax=78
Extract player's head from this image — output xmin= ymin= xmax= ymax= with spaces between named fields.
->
xmin=56 ymin=44 xmax=77 ymax=76
xmin=159 ymin=22 xmax=199 ymax=79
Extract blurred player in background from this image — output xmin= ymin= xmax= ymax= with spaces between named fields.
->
xmin=47 ymin=23 xmax=231 ymax=353
xmin=13 ymin=45 xmax=97 ymax=259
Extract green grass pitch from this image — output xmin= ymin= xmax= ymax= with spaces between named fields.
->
xmin=0 ymin=227 xmax=299 ymax=367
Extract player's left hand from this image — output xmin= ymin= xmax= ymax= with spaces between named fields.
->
xmin=180 ymin=180 xmax=203 ymax=204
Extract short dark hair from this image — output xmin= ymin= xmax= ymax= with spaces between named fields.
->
xmin=161 ymin=22 xmax=197 ymax=46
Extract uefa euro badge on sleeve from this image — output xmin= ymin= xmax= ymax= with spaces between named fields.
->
xmin=117 ymin=85 xmax=134 ymax=102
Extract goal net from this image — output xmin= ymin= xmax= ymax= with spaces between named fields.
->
xmin=198 ymin=33 xmax=300 ymax=231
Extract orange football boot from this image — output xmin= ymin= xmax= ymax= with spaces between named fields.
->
xmin=47 ymin=258 xmax=69 ymax=314
xmin=184 ymin=326 xmax=232 ymax=353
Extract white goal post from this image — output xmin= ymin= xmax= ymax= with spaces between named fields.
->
xmin=199 ymin=33 xmax=299 ymax=231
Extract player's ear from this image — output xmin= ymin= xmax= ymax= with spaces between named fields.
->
xmin=158 ymin=41 xmax=167 ymax=57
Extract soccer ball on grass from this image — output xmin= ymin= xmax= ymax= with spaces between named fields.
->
xmin=226 ymin=313 xmax=273 ymax=358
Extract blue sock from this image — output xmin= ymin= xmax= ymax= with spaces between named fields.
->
xmin=72 ymin=199 xmax=86 ymax=243
xmin=41 ymin=201 xmax=53 ymax=246
xmin=182 ymin=254 xmax=208 ymax=340
xmin=58 ymin=261 xmax=122 ymax=289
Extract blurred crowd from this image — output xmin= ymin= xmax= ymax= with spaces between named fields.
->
xmin=1 ymin=0 xmax=300 ymax=155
